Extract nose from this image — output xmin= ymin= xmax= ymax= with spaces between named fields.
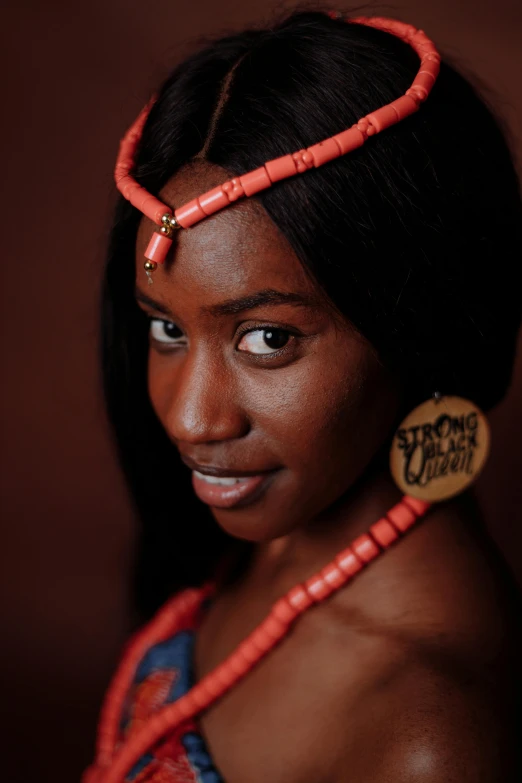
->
xmin=156 ymin=346 xmax=250 ymax=447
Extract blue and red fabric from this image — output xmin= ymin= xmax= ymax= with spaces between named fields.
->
xmin=118 ymin=600 xmax=223 ymax=782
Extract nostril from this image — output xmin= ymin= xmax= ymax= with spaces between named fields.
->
xmin=163 ymin=389 xmax=250 ymax=446
xmin=149 ymin=349 xmax=251 ymax=445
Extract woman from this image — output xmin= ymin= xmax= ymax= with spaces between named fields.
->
xmin=87 ymin=8 xmax=522 ymax=782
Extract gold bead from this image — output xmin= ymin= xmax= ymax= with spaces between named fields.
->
xmin=161 ymin=213 xmax=172 ymax=227
xmin=159 ymin=225 xmax=172 ymax=236
xmin=144 ymin=259 xmax=157 ymax=272
xmin=168 ymin=215 xmax=180 ymax=229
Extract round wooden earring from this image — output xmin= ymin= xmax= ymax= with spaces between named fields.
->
xmin=389 ymin=395 xmax=490 ymax=502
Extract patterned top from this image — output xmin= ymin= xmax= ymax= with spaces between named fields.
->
xmin=120 ymin=598 xmax=224 ymax=783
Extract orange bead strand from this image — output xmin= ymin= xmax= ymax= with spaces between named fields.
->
xmin=89 ymin=495 xmax=430 ymax=783
xmin=113 ymin=14 xmax=442 ymax=270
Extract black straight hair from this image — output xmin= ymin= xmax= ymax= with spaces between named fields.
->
xmin=101 ymin=7 xmax=522 ymax=620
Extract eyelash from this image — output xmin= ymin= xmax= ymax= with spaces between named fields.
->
xmin=236 ymin=323 xmax=296 ymax=359
xmin=147 ymin=317 xmax=298 ymax=360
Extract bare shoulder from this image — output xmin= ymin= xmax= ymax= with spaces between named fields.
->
xmin=321 ymin=499 xmax=522 ymax=782
xmin=328 ymin=645 xmax=521 ymax=783
xmin=295 ymin=589 xmax=521 ymax=783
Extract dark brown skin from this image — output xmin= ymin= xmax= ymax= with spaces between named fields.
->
xmin=135 ymin=161 xmax=522 ymax=782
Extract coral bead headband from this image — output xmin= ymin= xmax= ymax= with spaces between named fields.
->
xmin=114 ymin=13 xmax=441 ymax=282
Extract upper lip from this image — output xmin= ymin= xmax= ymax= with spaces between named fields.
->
xmin=180 ymin=453 xmax=276 ymax=478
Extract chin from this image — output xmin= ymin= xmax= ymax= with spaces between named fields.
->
xmin=197 ymin=468 xmax=301 ymax=542
xmin=210 ymin=501 xmax=298 ymax=543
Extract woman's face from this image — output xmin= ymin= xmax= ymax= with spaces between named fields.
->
xmin=135 ymin=163 xmax=400 ymax=542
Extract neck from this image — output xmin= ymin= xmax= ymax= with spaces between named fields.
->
xmin=249 ymin=466 xmax=403 ymax=587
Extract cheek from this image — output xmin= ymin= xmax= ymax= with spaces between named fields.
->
xmin=147 ymin=352 xmax=172 ymax=423
xmin=242 ymin=342 xmax=397 ymax=475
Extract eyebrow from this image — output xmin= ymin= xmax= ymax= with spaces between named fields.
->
xmin=204 ymin=289 xmax=317 ymax=316
xmin=135 ymin=289 xmax=172 ymax=316
xmin=135 ymin=288 xmax=318 ymax=318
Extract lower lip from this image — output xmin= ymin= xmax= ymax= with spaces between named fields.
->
xmin=191 ymin=471 xmax=273 ymax=509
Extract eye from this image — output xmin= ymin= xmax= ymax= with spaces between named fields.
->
xmin=149 ymin=318 xmax=185 ymax=345
xmin=237 ymin=327 xmax=291 ymax=355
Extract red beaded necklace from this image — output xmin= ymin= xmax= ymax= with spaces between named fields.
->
xmin=87 ymin=494 xmax=430 ymax=783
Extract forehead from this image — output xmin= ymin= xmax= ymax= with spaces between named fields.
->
xmin=135 ymin=161 xmax=315 ymax=300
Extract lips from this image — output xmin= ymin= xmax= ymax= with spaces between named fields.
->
xmin=192 ymin=470 xmax=267 ymax=508
xmin=180 ymin=453 xmax=278 ymax=509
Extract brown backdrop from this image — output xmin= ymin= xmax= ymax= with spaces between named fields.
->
xmin=1 ymin=2 xmax=521 ymax=781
